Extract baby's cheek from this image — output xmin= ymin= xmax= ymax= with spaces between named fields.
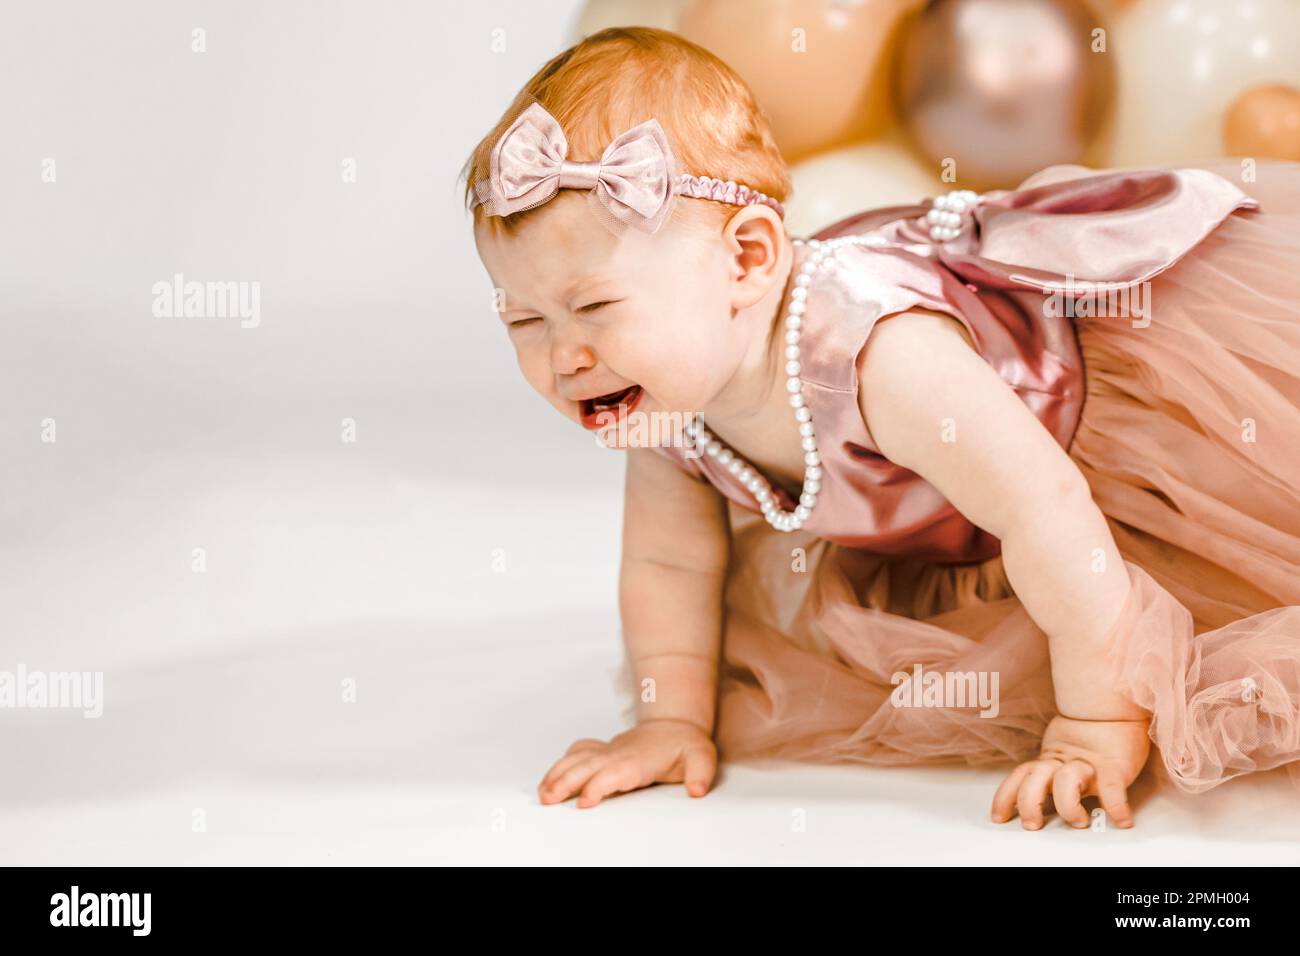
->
xmin=657 ymin=361 xmax=712 ymax=410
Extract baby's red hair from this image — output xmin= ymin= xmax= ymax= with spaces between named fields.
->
xmin=461 ymin=26 xmax=791 ymax=235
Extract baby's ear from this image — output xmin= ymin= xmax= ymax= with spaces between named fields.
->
xmin=725 ymin=206 xmax=786 ymax=303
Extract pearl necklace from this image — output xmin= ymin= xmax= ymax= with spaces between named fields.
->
xmin=683 ymin=233 xmax=888 ymax=533
xmin=680 ymin=190 xmax=979 ymax=533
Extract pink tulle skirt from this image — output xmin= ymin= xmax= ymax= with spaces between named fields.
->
xmin=618 ymin=161 xmax=1300 ymax=797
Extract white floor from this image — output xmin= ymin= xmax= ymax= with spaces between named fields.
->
xmin=3 ymin=0 xmax=1298 ymax=866
xmin=3 ymin=412 xmax=1299 ymax=865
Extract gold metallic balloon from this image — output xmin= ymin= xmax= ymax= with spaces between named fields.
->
xmin=680 ymin=0 xmax=922 ymax=163
xmin=894 ymin=0 xmax=1114 ymax=191
xmin=1223 ymin=84 xmax=1300 ymax=162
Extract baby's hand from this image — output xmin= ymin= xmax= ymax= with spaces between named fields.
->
xmin=537 ymin=718 xmax=718 ymax=808
xmin=991 ymin=714 xmax=1151 ymax=830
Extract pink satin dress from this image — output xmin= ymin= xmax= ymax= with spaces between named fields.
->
xmin=635 ymin=160 xmax=1300 ymax=796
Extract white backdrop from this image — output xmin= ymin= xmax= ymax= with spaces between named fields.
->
xmin=2 ymin=0 xmax=1296 ymax=864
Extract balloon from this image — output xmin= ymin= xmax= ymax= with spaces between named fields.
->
xmin=1223 ymin=84 xmax=1300 ymax=162
xmin=1110 ymin=0 xmax=1300 ymax=166
xmin=784 ymin=135 xmax=945 ymax=236
xmin=894 ymin=0 xmax=1115 ymax=191
xmin=571 ymin=0 xmax=691 ymax=41
xmin=679 ymin=0 xmax=922 ymax=163
xmin=1087 ymin=0 xmax=1136 ymax=14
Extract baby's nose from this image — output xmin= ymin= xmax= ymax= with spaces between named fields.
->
xmin=549 ymin=335 xmax=596 ymax=377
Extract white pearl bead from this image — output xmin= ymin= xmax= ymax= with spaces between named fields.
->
xmin=689 ymin=240 xmax=860 ymax=532
xmin=927 ymin=188 xmax=983 ymax=243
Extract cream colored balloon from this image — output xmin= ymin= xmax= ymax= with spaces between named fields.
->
xmin=1109 ymin=0 xmax=1300 ymax=166
xmin=784 ymin=135 xmax=945 ymax=236
xmin=680 ymin=0 xmax=923 ymax=163
xmin=571 ymin=0 xmax=691 ymax=40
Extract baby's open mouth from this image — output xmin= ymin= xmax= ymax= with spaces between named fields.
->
xmin=582 ymin=387 xmax=642 ymax=416
xmin=579 ymin=385 xmax=644 ymax=430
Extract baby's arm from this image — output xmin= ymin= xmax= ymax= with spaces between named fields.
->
xmin=856 ymin=307 xmax=1142 ymax=721
xmin=619 ymin=445 xmax=732 ymax=734
xmin=857 ymin=308 xmax=1152 ymax=827
xmin=538 ymin=444 xmax=730 ymax=807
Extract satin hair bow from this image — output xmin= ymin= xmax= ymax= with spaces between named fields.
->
xmin=473 ymin=101 xmax=680 ymax=234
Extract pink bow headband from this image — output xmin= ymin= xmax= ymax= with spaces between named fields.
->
xmin=471 ymin=101 xmax=785 ymax=234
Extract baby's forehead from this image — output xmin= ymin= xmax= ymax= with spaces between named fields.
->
xmin=477 ymin=213 xmax=648 ymax=290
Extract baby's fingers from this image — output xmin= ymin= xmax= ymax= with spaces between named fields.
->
xmin=539 ymin=758 xmax=602 ymax=805
xmin=683 ymin=745 xmax=717 ymax=797
xmin=1052 ymin=760 xmax=1096 ymax=829
xmin=1016 ymin=759 xmax=1063 ymax=830
xmin=1095 ymin=770 xmax=1136 ymax=828
xmin=577 ymin=762 xmax=648 ymax=809
xmin=563 ymin=738 xmax=605 ymax=757
xmin=991 ymin=763 xmax=1035 ymax=823
xmin=538 ymin=750 xmax=598 ymax=799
